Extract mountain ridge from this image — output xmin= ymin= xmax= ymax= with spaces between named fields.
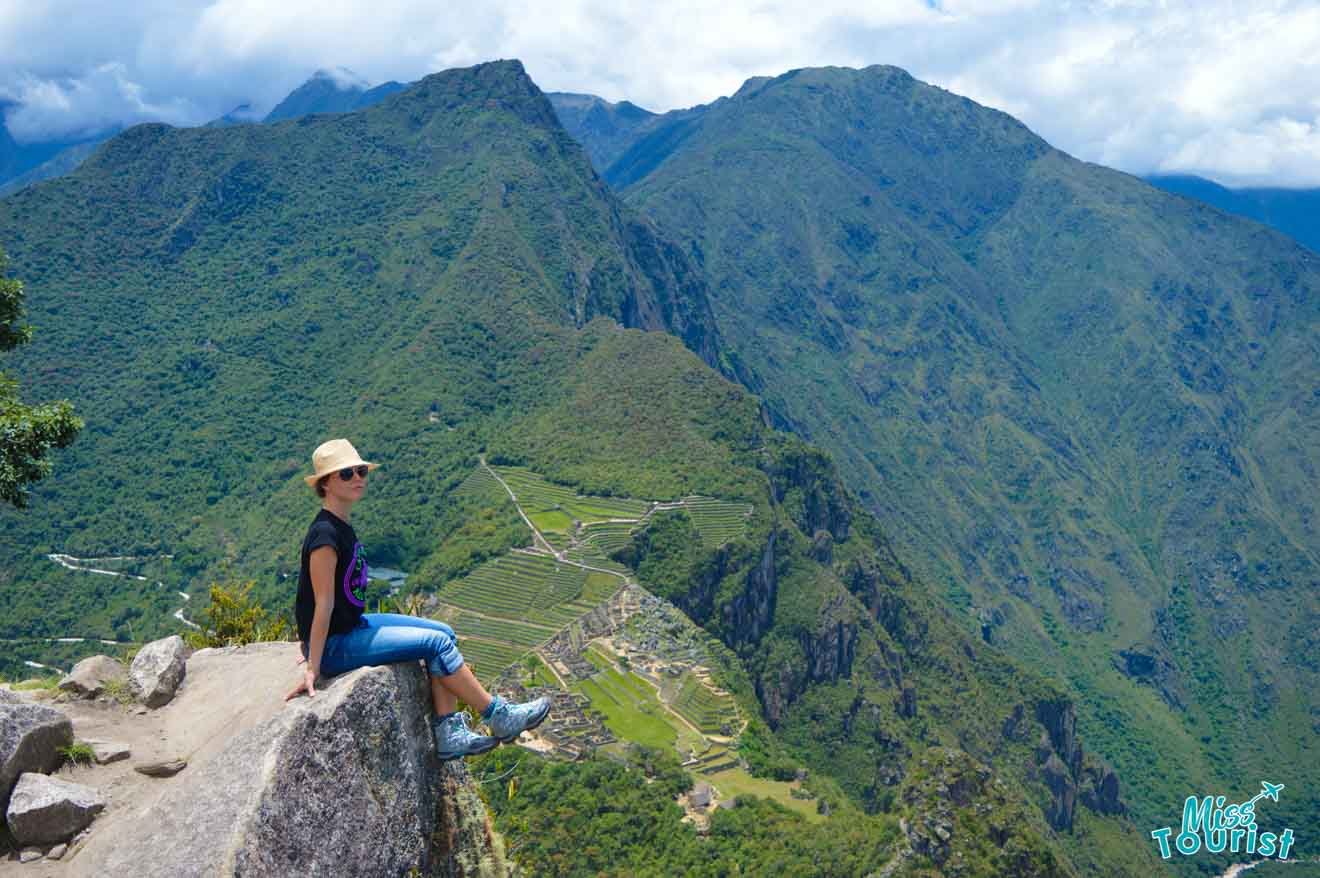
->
xmin=0 ymin=58 xmax=1159 ymax=875
xmin=555 ymin=62 xmax=1320 ymax=862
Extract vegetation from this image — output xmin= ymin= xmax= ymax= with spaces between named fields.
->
xmin=0 ymin=245 xmax=81 ymax=508
xmin=669 ymin=671 xmax=738 ymax=735
xmin=58 ymin=741 xmax=96 ymax=766
xmin=185 ymin=580 xmax=291 ymax=649
xmin=101 ymin=676 xmax=134 ymax=704
xmin=0 ymin=58 xmax=1262 ymax=875
xmin=561 ymin=63 xmax=1320 ymax=868
xmin=473 ymin=745 xmax=901 ymax=877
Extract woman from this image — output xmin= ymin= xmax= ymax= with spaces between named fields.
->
xmin=285 ymin=438 xmax=549 ymax=760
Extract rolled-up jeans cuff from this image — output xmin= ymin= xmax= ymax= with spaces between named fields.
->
xmin=429 ymin=644 xmax=465 ymax=677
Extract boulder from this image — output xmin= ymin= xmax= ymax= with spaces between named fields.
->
xmin=129 ymin=636 xmax=188 ymax=708
xmin=58 ymin=656 xmax=128 ymax=699
xmin=0 ymin=702 xmax=73 ymax=812
xmin=0 ymin=687 xmax=28 ymax=704
xmin=5 ymin=772 xmax=106 ymax=846
xmin=72 ymin=660 xmax=510 ymax=877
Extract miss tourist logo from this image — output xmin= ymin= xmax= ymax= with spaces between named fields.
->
xmin=1151 ymin=781 xmax=1296 ymax=861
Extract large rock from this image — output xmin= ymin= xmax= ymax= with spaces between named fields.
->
xmin=0 ymin=687 xmax=28 ymax=704
xmin=6 ymin=772 xmax=105 ymax=845
xmin=72 ymin=659 xmax=510 ymax=877
xmin=0 ymin=702 xmax=73 ymax=812
xmin=129 ymin=635 xmax=188 ymax=708
xmin=59 ymin=655 xmax=128 ymax=699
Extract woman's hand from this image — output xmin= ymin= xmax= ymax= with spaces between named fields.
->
xmin=285 ymin=666 xmax=318 ymax=700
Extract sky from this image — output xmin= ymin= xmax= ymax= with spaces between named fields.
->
xmin=2 ymin=0 xmax=1318 ymax=188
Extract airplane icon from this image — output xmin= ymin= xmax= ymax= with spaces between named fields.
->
xmin=1247 ymin=781 xmax=1284 ymax=807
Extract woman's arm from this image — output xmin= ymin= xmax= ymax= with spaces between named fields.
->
xmin=286 ymin=545 xmax=337 ymax=700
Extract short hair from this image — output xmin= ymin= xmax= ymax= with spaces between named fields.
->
xmin=315 ymin=475 xmax=330 ymax=498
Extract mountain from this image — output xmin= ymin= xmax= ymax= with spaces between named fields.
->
xmin=0 ymin=72 xmax=410 ymax=198
xmin=0 ymin=100 xmax=110 ymax=195
xmin=546 ymin=92 xmax=663 ymax=172
xmin=262 ymin=68 xmax=407 ymax=123
xmin=1148 ymin=173 xmax=1320 ymax=253
xmin=0 ymin=140 xmax=107 ymax=198
xmin=204 ymin=103 xmax=263 ymax=128
xmin=559 ymin=64 xmax=1320 ymax=851
xmin=0 ymin=59 xmax=1156 ymax=875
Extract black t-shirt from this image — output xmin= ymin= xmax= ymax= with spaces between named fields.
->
xmin=295 ymin=508 xmax=369 ymax=643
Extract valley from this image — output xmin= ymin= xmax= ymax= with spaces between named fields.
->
xmin=2 ymin=56 xmax=1312 ymax=874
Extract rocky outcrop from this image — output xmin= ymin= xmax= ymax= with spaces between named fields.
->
xmin=6 ymin=773 xmax=105 ymax=845
xmin=59 ymin=656 xmax=128 ymax=699
xmin=69 ymin=651 xmax=509 ymax=877
xmin=1112 ymin=642 xmax=1186 ymax=710
xmin=615 ymin=215 xmax=723 ymax=368
xmin=129 ymin=635 xmax=188 ymax=708
xmin=885 ymin=747 xmax=1076 ymax=878
xmin=760 ymin=439 xmax=852 ymax=542
xmin=1 ymin=701 xmax=73 ymax=812
xmin=1079 ymin=758 xmax=1124 ymax=816
xmin=1040 ymin=751 xmax=1077 ymax=832
xmin=1029 ymin=697 xmax=1123 ymax=830
xmin=720 ymin=527 xmax=780 ymax=644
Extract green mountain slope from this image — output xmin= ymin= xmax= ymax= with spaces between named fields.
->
xmin=546 ymin=91 xmax=677 ymax=175
xmin=0 ymin=59 xmax=1163 ymax=874
xmin=1148 ymin=173 xmax=1320 ymax=254
xmin=0 ymin=58 xmax=717 ymax=643
xmin=563 ymin=64 xmax=1320 ymax=859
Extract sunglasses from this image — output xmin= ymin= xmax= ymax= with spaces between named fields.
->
xmin=338 ymin=465 xmax=370 ymax=481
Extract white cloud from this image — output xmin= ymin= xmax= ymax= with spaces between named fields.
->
xmin=2 ymin=62 xmax=198 ymax=141
xmin=0 ymin=0 xmax=1317 ymax=185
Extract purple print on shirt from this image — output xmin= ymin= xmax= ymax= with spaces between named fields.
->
xmin=343 ymin=541 xmax=369 ymax=607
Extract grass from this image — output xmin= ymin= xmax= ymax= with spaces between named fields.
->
xmin=679 ymin=496 xmax=754 ymax=547
xmin=11 ymin=676 xmax=60 ymax=691
xmin=58 ymin=741 xmax=96 ymax=766
xmin=426 ymin=512 xmax=629 ymax=683
xmin=669 ymin=671 xmax=739 ymax=735
xmin=573 ymin=644 xmax=711 ymax=758
xmin=703 ymin=764 xmax=822 ymax=821
xmin=101 ymin=677 xmax=136 ymax=704
xmin=576 ymin=677 xmax=678 ymax=751
xmin=529 ymin=509 xmax=574 ymax=533
xmin=493 ymin=466 xmax=651 ymax=521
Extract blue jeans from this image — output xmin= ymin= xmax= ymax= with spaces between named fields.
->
xmin=315 ymin=613 xmax=465 ymax=678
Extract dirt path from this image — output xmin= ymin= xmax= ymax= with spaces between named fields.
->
xmin=479 ymin=457 xmax=563 ymax=556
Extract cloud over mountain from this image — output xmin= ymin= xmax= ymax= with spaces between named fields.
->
xmin=1 ymin=0 xmax=1317 ymax=186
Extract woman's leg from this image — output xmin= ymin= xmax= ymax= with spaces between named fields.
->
xmin=322 ymin=615 xmax=490 ymax=716
xmin=356 ymin=613 xmax=498 ymax=712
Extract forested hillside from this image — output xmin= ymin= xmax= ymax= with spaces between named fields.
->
xmin=554 ymin=64 xmax=1320 ymax=861
xmin=0 ymin=59 xmax=1171 ymax=874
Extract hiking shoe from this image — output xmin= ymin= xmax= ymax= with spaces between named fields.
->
xmin=485 ymin=695 xmax=551 ymax=743
xmin=432 ymin=712 xmax=498 ymax=761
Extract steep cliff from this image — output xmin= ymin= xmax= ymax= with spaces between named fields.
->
xmin=26 ymin=643 xmax=510 ymax=877
xmin=614 ymin=431 xmax=1151 ymax=875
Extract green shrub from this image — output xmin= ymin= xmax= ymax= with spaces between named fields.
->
xmin=101 ymin=677 xmax=135 ymax=704
xmin=186 ymin=580 xmax=291 ymax=649
xmin=58 ymin=741 xmax=96 ymax=766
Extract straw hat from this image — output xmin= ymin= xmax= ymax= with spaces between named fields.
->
xmin=303 ymin=438 xmax=380 ymax=486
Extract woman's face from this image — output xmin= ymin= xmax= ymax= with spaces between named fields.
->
xmin=325 ymin=465 xmax=368 ymax=503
